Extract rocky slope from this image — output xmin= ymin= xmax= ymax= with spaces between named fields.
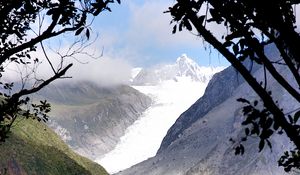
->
xmin=117 ymin=48 xmax=298 ymax=175
xmin=35 ymin=82 xmax=152 ymax=160
xmin=0 ymin=119 xmax=107 ymax=175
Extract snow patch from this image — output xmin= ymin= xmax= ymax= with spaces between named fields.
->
xmin=130 ymin=67 xmax=143 ymax=82
xmin=48 ymin=120 xmax=72 ymax=142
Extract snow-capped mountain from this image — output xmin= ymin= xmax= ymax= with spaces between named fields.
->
xmin=176 ymin=54 xmax=214 ymax=82
xmin=117 ymin=46 xmax=298 ymax=175
xmin=132 ymin=54 xmax=224 ymax=85
xmin=97 ymin=55 xmax=225 ymax=173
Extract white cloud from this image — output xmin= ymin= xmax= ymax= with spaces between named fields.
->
xmin=39 ymin=43 xmax=133 ymax=87
xmin=86 ymin=0 xmax=212 ymax=66
xmin=2 ymin=40 xmax=133 ymax=88
xmin=126 ymin=0 xmax=200 ymax=48
xmin=1 ymin=0 xmax=230 ymax=88
xmin=69 ymin=55 xmax=132 ymax=87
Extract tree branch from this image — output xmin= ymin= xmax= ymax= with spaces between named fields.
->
xmin=0 ymin=10 xmax=87 ymax=65
xmin=183 ymin=5 xmax=300 ymax=149
xmin=9 ymin=63 xmax=73 ymax=102
xmin=255 ymin=26 xmax=300 ymax=89
xmin=248 ymin=38 xmax=300 ymax=102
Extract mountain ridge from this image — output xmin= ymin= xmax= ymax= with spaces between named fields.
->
xmin=132 ymin=54 xmax=225 ymax=86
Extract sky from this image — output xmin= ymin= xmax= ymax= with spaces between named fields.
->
xmin=86 ymin=0 xmax=230 ymax=67
xmin=8 ymin=0 xmax=228 ymax=87
xmin=5 ymin=1 xmax=299 ymax=86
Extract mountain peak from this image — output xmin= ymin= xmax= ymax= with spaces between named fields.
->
xmin=176 ymin=54 xmax=194 ymax=65
xmin=175 ymin=54 xmax=203 ymax=80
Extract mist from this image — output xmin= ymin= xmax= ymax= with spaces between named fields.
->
xmin=69 ymin=56 xmax=133 ymax=87
xmin=1 ymin=43 xmax=133 ymax=88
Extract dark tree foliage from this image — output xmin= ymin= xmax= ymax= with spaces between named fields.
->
xmin=167 ymin=0 xmax=300 ymax=172
xmin=0 ymin=0 xmax=120 ymax=142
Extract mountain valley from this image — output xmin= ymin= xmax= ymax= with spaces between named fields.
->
xmin=117 ymin=48 xmax=299 ymax=175
xmin=97 ymin=55 xmax=224 ymax=173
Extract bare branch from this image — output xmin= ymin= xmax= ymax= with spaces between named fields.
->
xmin=40 ymin=41 xmax=56 ymax=74
xmin=10 ymin=63 xmax=73 ymax=101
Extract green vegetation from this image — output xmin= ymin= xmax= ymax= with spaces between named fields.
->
xmin=0 ymin=118 xmax=108 ymax=175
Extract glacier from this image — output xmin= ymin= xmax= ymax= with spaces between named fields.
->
xmin=97 ymin=54 xmax=225 ymax=173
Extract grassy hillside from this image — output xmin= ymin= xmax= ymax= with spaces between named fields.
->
xmin=0 ymin=118 xmax=108 ymax=175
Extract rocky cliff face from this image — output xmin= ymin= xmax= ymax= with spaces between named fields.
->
xmin=117 ymin=48 xmax=298 ymax=175
xmin=36 ymin=82 xmax=151 ymax=160
xmin=157 ymin=66 xmax=244 ymax=153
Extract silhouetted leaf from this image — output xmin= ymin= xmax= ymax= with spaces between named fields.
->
xmin=235 ymin=146 xmax=240 ymax=155
xmin=46 ymin=9 xmax=55 ymax=15
xmin=237 ymin=98 xmax=250 ymax=104
xmin=242 ymin=105 xmax=253 ymax=115
xmin=75 ymin=27 xmax=84 ymax=36
xmin=238 ymin=145 xmax=244 ymax=155
xmin=265 ymin=118 xmax=273 ymax=129
xmin=233 ymin=44 xmax=239 ymax=55
xmin=266 ymin=139 xmax=272 ymax=150
xmin=278 ymin=129 xmax=284 ymax=135
xmin=245 ymin=128 xmax=250 ymax=135
xmin=179 ymin=22 xmax=183 ymax=32
xmin=253 ymin=100 xmax=258 ymax=106
xmin=184 ymin=19 xmax=192 ymax=31
xmin=264 ymin=129 xmax=274 ymax=138
xmin=86 ymin=29 xmax=90 ymax=39
xmin=273 ymin=121 xmax=279 ymax=130
xmin=294 ymin=111 xmax=300 ymax=123
xmin=172 ymin=25 xmax=177 ymax=34
xmin=259 ymin=140 xmax=265 ymax=152
xmin=223 ymin=41 xmax=233 ymax=47
xmin=288 ymin=115 xmax=293 ymax=124
xmin=198 ymin=15 xmax=205 ymax=24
